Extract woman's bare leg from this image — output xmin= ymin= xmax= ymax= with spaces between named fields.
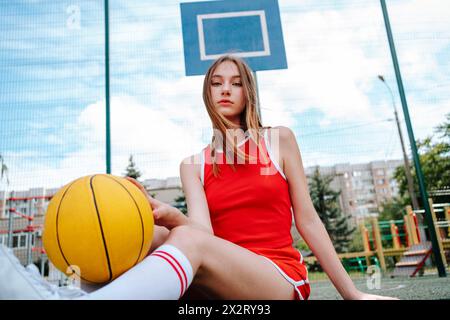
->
xmin=164 ymin=225 xmax=294 ymax=300
xmin=149 ymin=225 xmax=170 ymax=253
xmin=84 ymin=224 xmax=294 ymax=299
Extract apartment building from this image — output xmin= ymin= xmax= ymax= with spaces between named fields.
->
xmin=0 ymin=188 xmax=58 ymax=265
xmin=304 ymin=160 xmax=403 ymax=225
xmin=142 ymin=176 xmax=183 ymax=205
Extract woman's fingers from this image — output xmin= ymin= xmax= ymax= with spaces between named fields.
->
xmin=152 ymin=209 xmax=160 ymax=219
xmin=125 ymin=177 xmax=145 ymax=192
xmin=124 ymin=177 xmax=177 ymax=227
xmin=147 ymin=195 xmax=164 ymax=211
xmin=125 ymin=177 xmax=162 ymax=207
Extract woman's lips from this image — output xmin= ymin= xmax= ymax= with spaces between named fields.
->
xmin=218 ymin=100 xmax=232 ymax=106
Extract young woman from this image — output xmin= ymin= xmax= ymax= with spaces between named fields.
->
xmin=0 ymin=55 xmax=396 ymax=300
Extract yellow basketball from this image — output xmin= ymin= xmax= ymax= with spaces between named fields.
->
xmin=43 ymin=174 xmax=154 ymax=284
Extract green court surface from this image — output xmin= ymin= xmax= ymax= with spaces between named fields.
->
xmin=309 ymin=274 xmax=450 ymax=300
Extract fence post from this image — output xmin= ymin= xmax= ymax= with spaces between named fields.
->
xmin=429 ymin=199 xmax=448 ymax=268
xmin=7 ymin=207 xmax=13 ymax=248
xmin=390 ymin=220 xmax=400 ymax=249
xmin=404 ymin=205 xmax=415 ymax=247
xmin=371 ymin=217 xmax=386 ymax=272
xmin=360 ymin=222 xmax=371 ymax=266
xmin=445 ymin=206 xmax=450 ymax=238
xmin=406 ymin=205 xmax=419 ymax=245
xmin=26 ymin=198 xmax=34 ymax=266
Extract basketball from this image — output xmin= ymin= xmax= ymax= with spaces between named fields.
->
xmin=42 ymin=174 xmax=154 ymax=284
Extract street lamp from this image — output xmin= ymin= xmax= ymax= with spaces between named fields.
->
xmin=378 ymin=75 xmax=419 ymax=211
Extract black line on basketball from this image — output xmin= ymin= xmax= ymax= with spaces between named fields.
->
xmin=105 ymin=175 xmax=146 ymax=266
xmin=56 ymin=178 xmax=91 ymax=283
xmin=90 ymin=175 xmax=113 ymax=282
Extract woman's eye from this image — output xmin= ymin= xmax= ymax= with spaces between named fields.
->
xmin=211 ymin=82 xmax=221 ymax=86
xmin=233 ymin=82 xmax=242 ymax=86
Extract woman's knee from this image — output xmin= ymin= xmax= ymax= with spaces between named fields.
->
xmin=164 ymin=225 xmax=208 ymax=263
xmin=148 ymin=226 xmax=170 ymax=253
xmin=167 ymin=225 xmax=204 ymax=247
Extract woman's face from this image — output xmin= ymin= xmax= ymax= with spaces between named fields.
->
xmin=210 ymin=61 xmax=246 ymax=125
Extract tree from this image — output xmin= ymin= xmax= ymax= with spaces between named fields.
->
xmin=0 ymin=154 xmax=9 ymax=185
xmin=378 ymin=197 xmax=406 ymax=221
xmin=393 ymin=113 xmax=450 ymax=206
xmin=173 ymin=194 xmax=187 ymax=215
xmin=435 ymin=112 xmax=450 ymax=142
xmin=123 ymin=154 xmax=142 ymax=181
xmin=308 ymin=167 xmax=355 ymax=253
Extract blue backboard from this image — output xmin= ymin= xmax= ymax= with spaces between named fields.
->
xmin=180 ymin=0 xmax=287 ymax=76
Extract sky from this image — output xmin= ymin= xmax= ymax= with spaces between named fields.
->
xmin=1 ymin=0 xmax=449 ymax=191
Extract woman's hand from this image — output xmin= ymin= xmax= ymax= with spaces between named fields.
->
xmin=125 ymin=177 xmax=189 ymax=230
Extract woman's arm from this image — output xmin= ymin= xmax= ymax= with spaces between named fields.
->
xmin=278 ymin=126 xmax=396 ymax=300
xmin=180 ymin=154 xmax=214 ymax=234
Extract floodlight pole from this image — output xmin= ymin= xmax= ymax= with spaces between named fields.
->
xmin=104 ymin=0 xmax=111 ymax=174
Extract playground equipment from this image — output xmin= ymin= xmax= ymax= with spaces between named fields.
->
xmin=392 ymin=200 xmax=449 ymax=277
xmin=361 ymin=200 xmax=449 ymax=276
xmin=0 ymin=195 xmax=49 ymax=267
xmin=342 ymin=256 xmax=380 ymax=275
xmin=303 ymin=200 xmax=450 ymax=276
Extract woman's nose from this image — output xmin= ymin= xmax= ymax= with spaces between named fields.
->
xmin=221 ymin=83 xmax=231 ymax=95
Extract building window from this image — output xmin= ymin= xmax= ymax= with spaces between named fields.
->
xmin=12 ymin=235 xmax=19 ymax=248
xmin=10 ymin=233 xmax=31 ymax=249
xmin=20 ymin=234 xmax=26 ymax=247
xmin=377 ymin=179 xmax=385 ymax=185
xmin=376 ymin=169 xmax=384 ymax=175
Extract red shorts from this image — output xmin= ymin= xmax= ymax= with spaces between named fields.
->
xmin=262 ymin=256 xmax=311 ymax=300
xmin=250 ymin=247 xmax=311 ymax=300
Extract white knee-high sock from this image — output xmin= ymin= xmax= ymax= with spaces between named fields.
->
xmin=84 ymin=244 xmax=194 ymax=300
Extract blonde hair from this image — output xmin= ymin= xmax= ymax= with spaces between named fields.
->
xmin=202 ymin=55 xmax=270 ymax=177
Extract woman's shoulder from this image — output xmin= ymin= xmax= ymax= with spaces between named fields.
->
xmin=180 ymin=146 xmax=209 ymax=181
xmin=264 ymin=125 xmax=295 ymax=143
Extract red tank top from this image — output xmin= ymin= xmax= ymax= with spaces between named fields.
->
xmin=200 ymin=128 xmax=309 ymax=294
